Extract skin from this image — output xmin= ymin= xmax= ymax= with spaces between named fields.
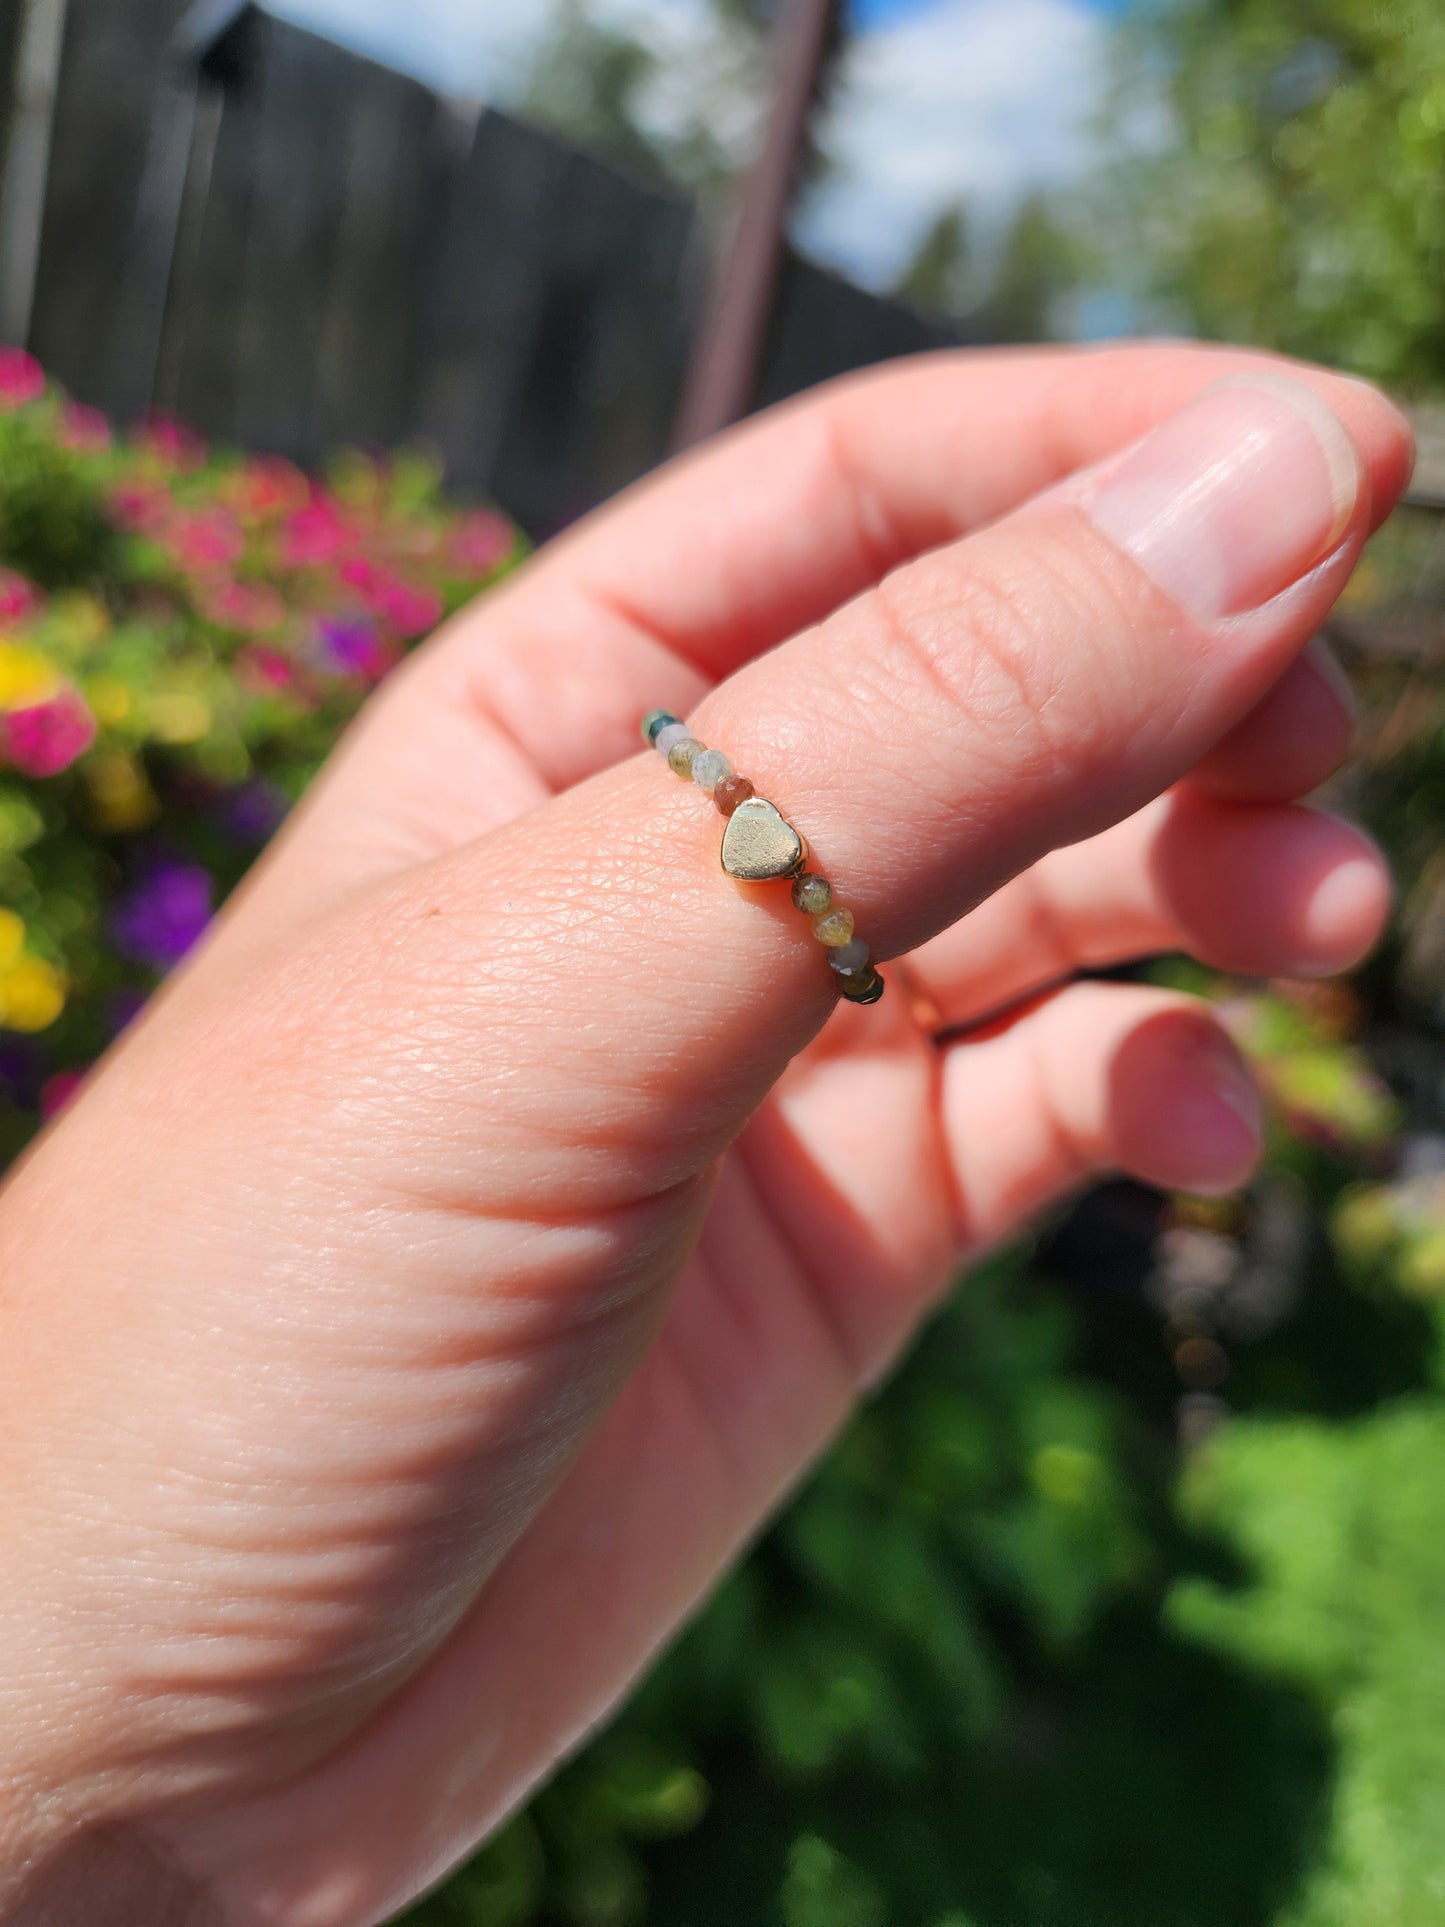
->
xmin=0 ymin=342 xmax=1415 ymax=1926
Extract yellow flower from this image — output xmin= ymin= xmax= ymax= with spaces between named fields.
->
xmin=0 ymin=642 xmax=62 ymax=711
xmin=145 ymin=690 xmax=213 ymax=745
xmin=0 ymin=907 xmax=24 ymax=968
xmin=0 ymin=956 xmax=66 ymax=1032
xmin=85 ymin=674 xmax=134 ymax=727
xmin=85 ymin=751 xmax=159 ymax=833
xmin=48 ymin=591 xmax=110 ymax=648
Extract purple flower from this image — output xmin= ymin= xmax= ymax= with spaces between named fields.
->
xmin=215 ymin=781 xmax=289 ymax=846
xmin=107 ymin=987 xmax=151 ymax=1035
xmin=111 ymin=862 xmax=214 ymax=972
xmin=318 ymin=613 xmax=386 ymax=680
xmin=0 ymin=1039 xmax=44 ymax=1105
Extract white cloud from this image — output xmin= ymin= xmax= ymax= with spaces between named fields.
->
xmin=264 ymin=0 xmax=546 ymax=97
xmin=264 ymin=0 xmax=1109 ymax=293
xmin=797 ymin=0 xmax=1107 ymax=288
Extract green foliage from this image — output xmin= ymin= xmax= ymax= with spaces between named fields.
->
xmin=1173 ymin=1404 xmax=1445 ymax=1927
xmin=1098 ymin=0 xmax=1445 ymax=389
xmin=0 ymin=355 xmax=520 ymax=1154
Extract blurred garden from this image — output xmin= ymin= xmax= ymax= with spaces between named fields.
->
xmin=1 ymin=0 xmax=1444 ymax=1923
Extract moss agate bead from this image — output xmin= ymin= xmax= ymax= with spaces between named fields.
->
xmin=667 ymin=738 xmax=702 ymax=777
xmin=642 ymin=709 xmax=679 ymax=746
xmin=812 ymin=907 xmax=856 ymax=947
xmin=792 ymin=873 xmax=832 ymax=917
xmin=837 ymin=964 xmax=885 ymax=1005
xmin=691 ymin=748 xmax=734 ymax=793
xmin=714 ymin=774 xmax=755 ymax=816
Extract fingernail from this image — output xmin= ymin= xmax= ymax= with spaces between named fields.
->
xmin=1181 ymin=1042 xmax=1263 ymax=1196
xmin=1303 ymin=635 xmax=1357 ymax=725
xmin=1084 ymin=375 xmax=1362 ymax=621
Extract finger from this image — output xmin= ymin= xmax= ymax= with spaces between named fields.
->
xmin=5 ymin=372 xmax=1406 ymax=1830
xmin=941 ymin=982 xmax=1262 ymax=1240
xmin=1189 ymin=636 xmax=1357 ymax=800
xmin=173 ymin=984 xmax=1258 ymax=1921
xmin=222 ymin=346 xmax=1410 ymax=958
xmin=906 ymin=789 xmax=1390 ymax=1030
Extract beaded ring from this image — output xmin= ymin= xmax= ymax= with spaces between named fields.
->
xmin=642 ymin=710 xmax=885 ymax=1006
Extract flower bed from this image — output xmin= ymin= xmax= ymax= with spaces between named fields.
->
xmin=0 ymin=349 xmax=520 ymax=1158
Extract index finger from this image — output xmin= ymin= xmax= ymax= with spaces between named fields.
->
xmin=225 ymin=344 xmax=1411 ymax=958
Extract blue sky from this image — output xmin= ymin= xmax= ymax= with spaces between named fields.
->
xmin=270 ymin=0 xmax=1120 ymax=290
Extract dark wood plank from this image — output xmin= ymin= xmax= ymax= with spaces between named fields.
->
xmin=461 ymin=121 xmax=693 ymax=534
xmin=306 ymin=54 xmax=447 ymax=455
xmin=26 ymin=0 xmax=194 ymax=409
xmin=755 ymin=248 xmax=968 ymax=412
xmin=413 ymin=110 xmax=575 ymax=502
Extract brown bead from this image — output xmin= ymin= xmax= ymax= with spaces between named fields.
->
xmin=714 ymin=773 xmax=755 ymax=817
xmin=791 ymin=872 xmax=832 ymax=917
xmin=837 ymin=964 xmax=885 ymax=1005
xmin=812 ymin=907 xmax=856 ymax=948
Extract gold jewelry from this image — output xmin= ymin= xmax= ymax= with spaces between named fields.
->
xmin=642 ymin=710 xmax=884 ymax=1005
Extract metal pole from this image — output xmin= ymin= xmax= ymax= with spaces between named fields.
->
xmin=671 ymin=0 xmax=841 ymax=451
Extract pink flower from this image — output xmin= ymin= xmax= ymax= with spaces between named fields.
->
xmin=239 ymin=646 xmax=296 ymax=693
xmin=378 ymin=580 xmax=443 ymax=639
xmin=0 ymin=348 xmax=45 ymax=411
xmin=108 ymin=480 xmax=173 ymax=536
xmin=0 ymin=688 xmax=97 ymax=777
xmin=339 ymin=560 xmax=441 ymax=638
xmin=167 ymin=509 xmax=244 ymax=574
xmin=40 ymin=1069 xmax=89 ymax=1118
xmin=450 ymin=511 xmax=513 ymax=575
xmin=198 ymin=578 xmax=287 ymax=635
xmin=136 ymin=414 xmax=207 ymax=473
xmin=226 ymin=458 xmax=309 ymax=524
xmin=281 ymin=498 xmax=353 ymax=568
xmin=0 ymin=570 xmax=42 ymax=625
xmin=58 ymin=402 xmax=112 ymax=453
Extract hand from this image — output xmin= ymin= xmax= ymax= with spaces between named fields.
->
xmin=0 ymin=345 xmax=1412 ymax=1925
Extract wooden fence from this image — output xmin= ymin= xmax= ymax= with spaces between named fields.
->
xmin=0 ymin=0 xmax=963 ymax=536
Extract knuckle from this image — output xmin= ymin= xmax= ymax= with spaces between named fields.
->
xmin=852 ymin=522 xmax=1141 ymax=791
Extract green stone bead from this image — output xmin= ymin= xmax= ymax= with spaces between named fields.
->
xmin=792 ymin=873 xmax=832 ymax=917
xmin=668 ymin=738 xmax=702 ymax=778
xmin=812 ymin=907 xmax=856 ymax=947
xmin=837 ymin=965 xmax=885 ymax=1005
xmin=642 ymin=709 xmax=680 ymax=746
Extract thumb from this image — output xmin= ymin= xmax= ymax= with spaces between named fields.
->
xmin=1 ymin=371 xmax=1405 ymax=1814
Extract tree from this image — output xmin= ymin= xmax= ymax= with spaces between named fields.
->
xmin=1095 ymin=0 xmax=1445 ymax=392
xmin=518 ymin=0 xmax=774 ymax=197
xmin=898 ymin=199 xmax=971 ymax=318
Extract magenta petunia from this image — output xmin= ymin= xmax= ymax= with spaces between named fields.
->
xmin=136 ymin=413 xmax=208 ymax=472
xmin=58 ymin=402 xmax=112 ymax=453
xmin=239 ymin=645 xmax=296 ymax=692
xmin=226 ymin=457 xmax=310 ymax=525
xmin=40 ymin=1069 xmax=89 ymax=1119
xmin=0 ymin=689 xmax=98 ymax=778
xmin=281 ymin=498 xmax=353 ymax=568
xmin=0 ymin=348 xmax=45 ymax=411
xmin=0 ymin=569 xmax=43 ymax=625
xmin=198 ymin=578 xmax=287 ymax=635
xmin=450 ymin=511 xmax=513 ymax=575
xmin=379 ymin=581 xmax=443 ymax=639
xmin=167 ymin=509 xmax=244 ymax=575
xmin=108 ymin=479 xmax=174 ymax=536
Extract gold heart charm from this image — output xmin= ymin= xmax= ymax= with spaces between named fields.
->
xmin=721 ymin=797 xmax=807 ymax=882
